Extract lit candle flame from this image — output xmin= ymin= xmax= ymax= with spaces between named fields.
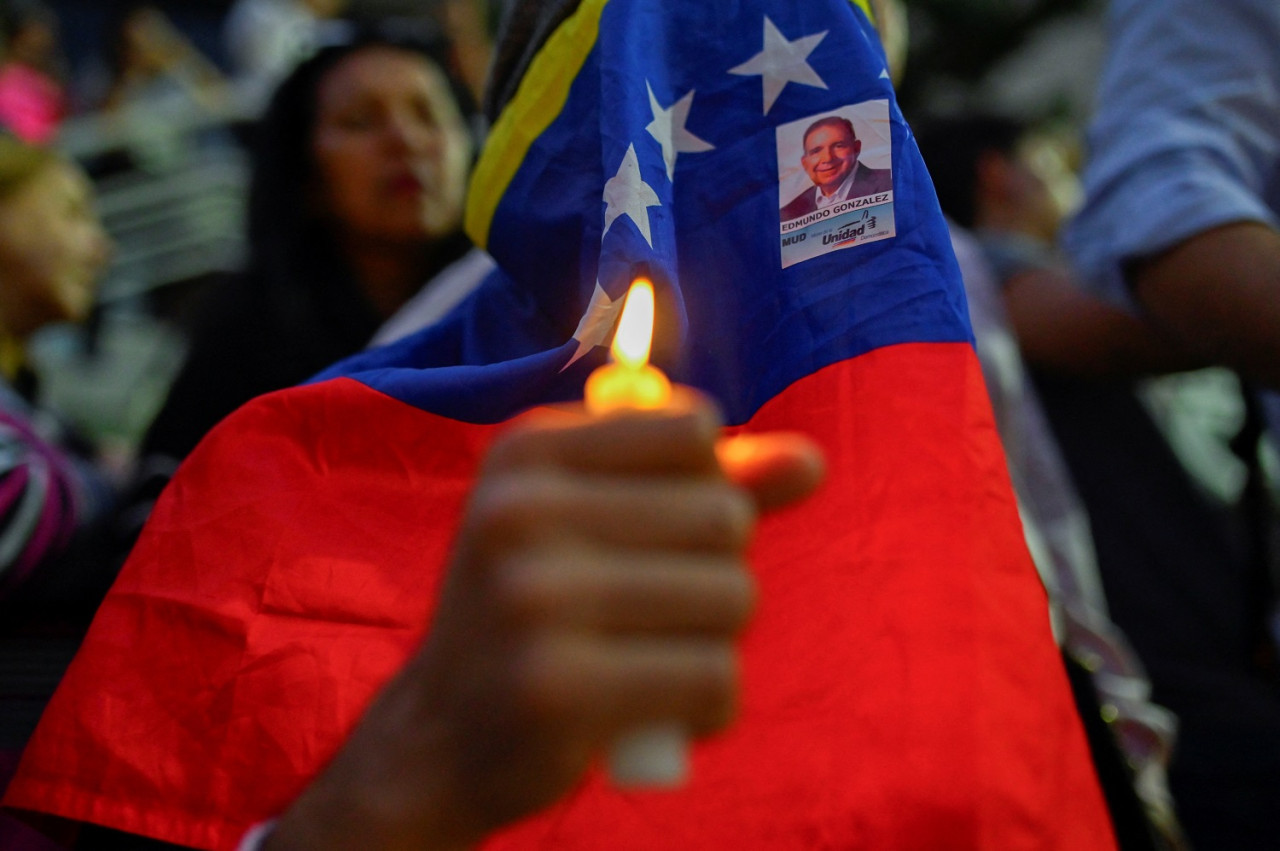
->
xmin=611 ymin=278 xmax=656 ymax=369
xmin=584 ymin=278 xmax=671 ymax=414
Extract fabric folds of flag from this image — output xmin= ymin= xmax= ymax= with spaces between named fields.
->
xmin=5 ymin=0 xmax=1115 ymax=848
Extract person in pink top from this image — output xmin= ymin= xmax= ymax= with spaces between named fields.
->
xmin=0 ymin=1 xmax=67 ymax=144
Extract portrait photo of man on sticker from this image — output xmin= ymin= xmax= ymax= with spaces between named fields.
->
xmin=779 ymin=112 xmax=892 ymax=222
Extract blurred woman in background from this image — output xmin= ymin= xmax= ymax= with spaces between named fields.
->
xmin=0 ymin=135 xmax=116 ymax=851
xmin=141 ymin=29 xmax=477 ymax=463
xmin=0 ymin=137 xmax=114 ymax=592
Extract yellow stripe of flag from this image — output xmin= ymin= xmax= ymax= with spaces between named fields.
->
xmin=465 ymin=0 xmax=611 ymax=249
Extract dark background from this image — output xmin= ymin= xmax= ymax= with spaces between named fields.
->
xmin=40 ymin=0 xmax=1100 ymax=114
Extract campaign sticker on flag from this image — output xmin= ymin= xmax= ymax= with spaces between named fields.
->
xmin=778 ymin=99 xmax=896 ymax=267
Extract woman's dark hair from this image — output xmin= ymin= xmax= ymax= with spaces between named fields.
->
xmin=912 ymin=113 xmax=1025 ymax=230
xmin=243 ymin=23 xmax=477 ymax=372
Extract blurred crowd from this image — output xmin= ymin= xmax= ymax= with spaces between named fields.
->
xmin=0 ymin=2 xmax=493 ymax=848
xmin=0 ymin=0 xmax=496 ymax=452
xmin=0 ymin=0 xmax=1277 ymax=849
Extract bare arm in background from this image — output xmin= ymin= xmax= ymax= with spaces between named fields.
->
xmin=1128 ymin=221 xmax=1280 ymax=389
xmin=1001 ymin=266 xmax=1205 ymax=379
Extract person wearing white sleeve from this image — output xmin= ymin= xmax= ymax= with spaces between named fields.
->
xmin=1063 ymin=0 xmax=1280 ymax=395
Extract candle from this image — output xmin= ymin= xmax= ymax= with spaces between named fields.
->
xmin=584 ymin=278 xmax=672 ymax=414
xmin=584 ymin=279 xmax=687 ymax=788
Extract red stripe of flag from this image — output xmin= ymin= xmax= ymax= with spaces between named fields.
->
xmin=6 ymin=342 xmax=1113 ymax=849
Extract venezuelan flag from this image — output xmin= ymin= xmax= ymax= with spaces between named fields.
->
xmin=4 ymin=0 xmax=1114 ymax=847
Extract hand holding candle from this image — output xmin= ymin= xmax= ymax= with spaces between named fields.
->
xmin=271 ymin=301 xmax=825 ymax=845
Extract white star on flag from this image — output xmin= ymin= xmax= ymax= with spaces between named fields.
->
xmin=602 ymin=143 xmax=661 ymax=247
xmin=646 ymin=82 xmax=714 ymax=182
xmin=565 ymin=281 xmax=624 ymax=368
xmin=729 ymin=17 xmax=828 ymax=115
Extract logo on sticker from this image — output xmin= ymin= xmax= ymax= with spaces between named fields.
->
xmin=777 ymin=100 xmax=896 ymax=268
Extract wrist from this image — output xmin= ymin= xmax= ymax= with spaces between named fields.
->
xmin=263 ymin=683 xmax=479 ymax=851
